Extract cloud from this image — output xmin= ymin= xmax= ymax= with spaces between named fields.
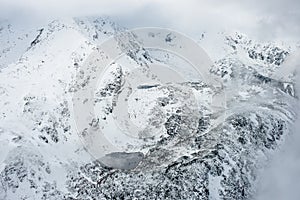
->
xmin=1 ymin=0 xmax=300 ymax=198
xmin=255 ymin=102 xmax=300 ymax=200
xmin=0 ymin=0 xmax=300 ymax=41
xmin=256 ymin=50 xmax=300 ymax=200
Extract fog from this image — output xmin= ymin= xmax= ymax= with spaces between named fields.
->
xmin=1 ymin=0 xmax=300 ymax=198
xmin=256 ymin=115 xmax=300 ymax=199
xmin=1 ymin=0 xmax=300 ymax=42
xmin=256 ymin=51 xmax=300 ymax=200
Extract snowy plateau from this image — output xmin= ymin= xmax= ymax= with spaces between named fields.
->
xmin=0 ymin=17 xmax=299 ymax=199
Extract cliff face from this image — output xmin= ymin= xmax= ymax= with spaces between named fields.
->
xmin=0 ymin=17 xmax=298 ymax=199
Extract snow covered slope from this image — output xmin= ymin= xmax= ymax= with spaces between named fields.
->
xmin=0 ymin=17 xmax=298 ymax=199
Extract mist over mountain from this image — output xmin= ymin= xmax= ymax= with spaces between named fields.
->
xmin=0 ymin=1 xmax=300 ymax=199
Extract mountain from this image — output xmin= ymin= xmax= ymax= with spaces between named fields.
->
xmin=0 ymin=17 xmax=298 ymax=199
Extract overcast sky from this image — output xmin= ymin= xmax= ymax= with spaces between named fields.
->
xmin=1 ymin=0 xmax=300 ymax=42
xmin=1 ymin=0 xmax=300 ymax=199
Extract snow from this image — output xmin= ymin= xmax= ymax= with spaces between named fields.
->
xmin=0 ymin=16 xmax=298 ymax=199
